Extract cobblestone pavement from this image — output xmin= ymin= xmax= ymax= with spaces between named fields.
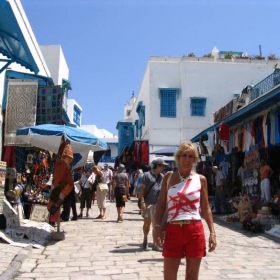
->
xmin=0 ymin=197 xmax=280 ymax=279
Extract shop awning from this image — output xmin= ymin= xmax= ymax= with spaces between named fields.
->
xmin=0 ymin=0 xmax=39 ymax=74
xmin=150 ymin=146 xmax=178 ymax=156
xmin=191 ymin=85 xmax=280 ymax=143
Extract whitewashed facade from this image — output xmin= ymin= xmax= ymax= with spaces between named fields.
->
xmin=124 ymin=54 xmax=280 ymax=162
xmin=40 ymin=45 xmax=69 ymax=86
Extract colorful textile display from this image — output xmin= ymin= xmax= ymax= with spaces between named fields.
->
xmin=4 ymin=79 xmax=38 ymax=146
xmin=47 ymin=137 xmax=74 ymax=215
xmin=36 ymin=86 xmax=62 ymax=125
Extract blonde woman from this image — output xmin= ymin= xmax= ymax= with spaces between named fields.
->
xmin=92 ymin=165 xmax=107 ymax=220
xmin=154 ymin=142 xmax=216 ymax=280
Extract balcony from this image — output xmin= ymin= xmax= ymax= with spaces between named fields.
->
xmin=251 ymin=69 xmax=280 ymax=101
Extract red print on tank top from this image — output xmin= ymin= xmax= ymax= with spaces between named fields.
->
xmin=168 ymin=179 xmax=200 ymax=220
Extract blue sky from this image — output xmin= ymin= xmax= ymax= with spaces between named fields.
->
xmin=20 ymin=0 xmax=280 ymax=135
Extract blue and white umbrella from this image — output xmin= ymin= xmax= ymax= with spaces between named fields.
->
xmin=16 ymin=124 xmax=107 ymax=168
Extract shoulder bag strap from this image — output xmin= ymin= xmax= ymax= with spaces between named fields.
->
xmin=144 ymin=173 xmax=160 ymax=199
xmin=83 ymin=177 xmax=89 ymax=187
xmin=166 ymin=171 xmax=173 ymax=190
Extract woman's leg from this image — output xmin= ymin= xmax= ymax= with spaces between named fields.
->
xmin=85 ymin=189 xmax=92 ymax=217
xmin=78 ymin=190 xmax=85 ymax=217
xmin=101 ymin=191 xmax=107 ymax=219
xmin=164 ymin=257 xmax=181 ymax=280
xmin=92 ymin=191 xmax=96 ymax=205
xmin=120 ymin=206 xmax=125 ymax=221
xmin=102 ymin=208 xmax=106 ymax=220
xmin=117 ymin=207 xmax=121 ymax=221
xmin=185 ymin=258 xmax=202 ymax=280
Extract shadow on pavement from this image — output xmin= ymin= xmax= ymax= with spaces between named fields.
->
xmin=213 ymin=215 xmax=280 ymax=244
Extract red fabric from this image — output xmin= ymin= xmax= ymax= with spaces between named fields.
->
xmin=141 ymin=141 xmax=149 ymax=164
xmin=163 ymin=221 xmax=206 ymax=258
xmin=251 ymin=120 xmax=256 ymax=143
xmin=219 ymin=123 xmax=230 ymax=141
xmin=259 ymin=116 xmax=265 ymax=148
xmin=47 ymin=138 xmax=74 ymax=214
xmin=49 ymin=211 xmax=59 ymax=223
xmin=133 ymin=141 xmax=141 ymax=163
xmin=2 ymin=146 xmax=16 ymax=168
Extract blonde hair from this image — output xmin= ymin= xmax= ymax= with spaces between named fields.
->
xmin=92 ymin=165 xmax=101 ymax=172
xmin=174 ymin=142 xmax=199 ymax=168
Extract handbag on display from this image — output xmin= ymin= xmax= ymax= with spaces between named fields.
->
xmin=122 ymin=195 xmax=129 ymax=202
xmin=98 ymin=183 xmax=108 ymax=192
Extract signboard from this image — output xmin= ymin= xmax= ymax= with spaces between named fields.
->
xmin=29 ymin=204 xmax=49 ymax=222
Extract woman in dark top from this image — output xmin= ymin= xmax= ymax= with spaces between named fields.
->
xmin=112 ymin=164 xmax=129 ymax=222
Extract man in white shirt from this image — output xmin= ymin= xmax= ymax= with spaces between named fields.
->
xmin=103 ymin=164 xmax=113 ymax=201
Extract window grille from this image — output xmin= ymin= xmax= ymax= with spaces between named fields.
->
xmin=160 ymin=89 xmax=177 ymax=117
xmin=190 ymin=98 xmax=206 ymax=116
xmin=73 ymin=105 xmax=81 ymax=125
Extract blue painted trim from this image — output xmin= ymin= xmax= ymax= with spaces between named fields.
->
xmin=191 ymin=86 xmax=280 ymax=142
xmin=0 ymin=0 xmax=39 ymax=73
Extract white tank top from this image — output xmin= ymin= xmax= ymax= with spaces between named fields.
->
xmin=167 ymin=173 xmax=201 ymax=222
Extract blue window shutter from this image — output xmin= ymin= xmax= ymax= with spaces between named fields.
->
xmin=190 ymin=98 xmax=206 ymax=116
xmin=160 ymin=89 xmax=177 ymax=117
xmin=135 ymin=120 xmax=139 ymax=137
xmin=73 ymin=105 xmax=81 ymax=125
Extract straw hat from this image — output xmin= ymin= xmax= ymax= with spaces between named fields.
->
xmin=258 ymin=206 xmax=270 ymax=215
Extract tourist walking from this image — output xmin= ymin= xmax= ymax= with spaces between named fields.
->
xmin=103 ymin=163 xmax=113 ymax=201
xmin=112 ymin=164 xmax=130 ymax=222
xmin=93 ymin=165 xmax=107 ymax=220
xmin=139 ymin=158 xmax=168 ymax=251
xmin=78 ymin=168 xmax=93 ymax=218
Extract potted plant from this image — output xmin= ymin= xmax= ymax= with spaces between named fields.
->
xmin=224 ymin=52 xmax=234 ymax=59
xmin=187 ymin=52 xmax=196 ymax=57
xmin=267 ymin=54 xmax=278 ymax=60
xmin=203 ymin=53 xmax=213 ymax=58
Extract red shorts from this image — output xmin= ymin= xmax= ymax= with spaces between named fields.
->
xmin=163 ymin=221 xmax=206 ymax=258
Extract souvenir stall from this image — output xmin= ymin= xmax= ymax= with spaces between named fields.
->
xmin=190 ymin=72 xmax=280 ymax=237
xmin=20 ymin=149 xmax=54 ymax=219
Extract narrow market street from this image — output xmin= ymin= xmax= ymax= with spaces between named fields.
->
xmin=1 ymin=197 xmax=280 ymax=280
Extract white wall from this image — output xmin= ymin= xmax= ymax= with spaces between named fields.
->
xmin=81 ymin=125 xmax=118 ymax=158
xmin=40 ymin=45 xmax=69 ymax=86
xmin=127 ymin=56 xmax=280 ymax=157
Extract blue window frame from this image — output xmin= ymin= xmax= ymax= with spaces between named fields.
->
xmin=136 ymin=101 xmax=145 ymax=126
xmin=190 ymin=98 xmax=206 ymax=116
xmin=135 ymin=120 xmax=139 ymax=138
xmin=159 ymin=89 xmax=178 ymax=117
xmin=73 ymin=105 xmax=81 ymax=125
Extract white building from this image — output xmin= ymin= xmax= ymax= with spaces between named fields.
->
xmin=118 ymin=50 xmax=280 ymax=163
xmin=81 ymin=125 xmax=118 ymax=166
xmin=40 ymin=45 xmax=69 ymax=86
